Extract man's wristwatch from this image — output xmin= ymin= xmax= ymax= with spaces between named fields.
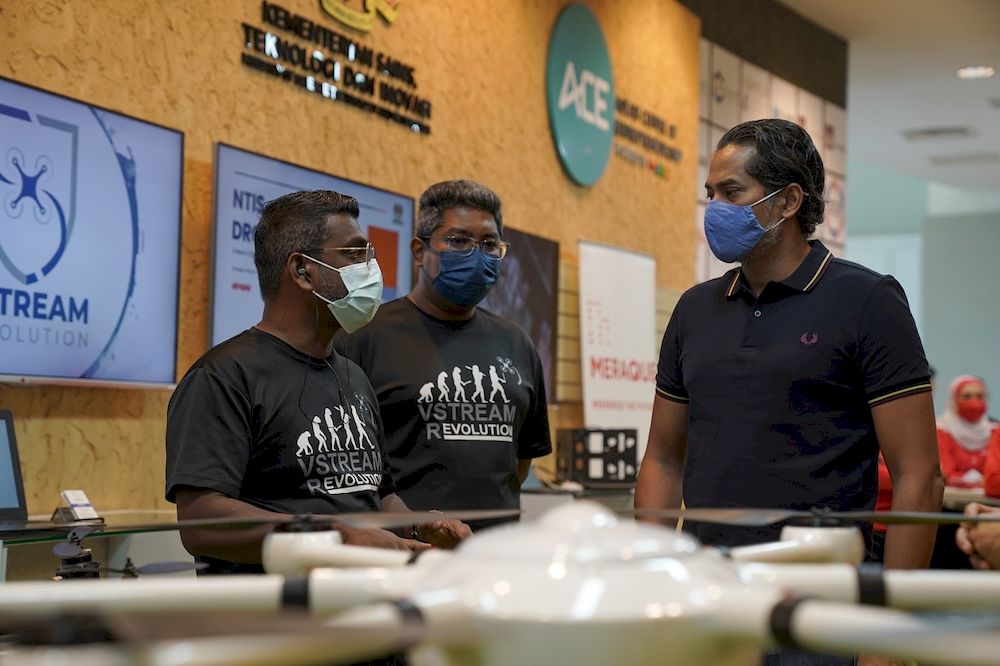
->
xmin=410 ymin=524 xmax=422 ymax=541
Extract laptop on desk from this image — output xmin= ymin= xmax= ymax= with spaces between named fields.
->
xmin=0 ymin=409 xmax=28 ymax=525
xmin=0 ymin=409 xmax=57 ymax=535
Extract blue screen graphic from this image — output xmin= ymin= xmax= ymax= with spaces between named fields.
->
xmin=0 ymin=77 xmax=183 ymax=385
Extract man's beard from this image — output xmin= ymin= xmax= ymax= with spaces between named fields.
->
xmin=742 ymin=218 xmax=784 ymax=265
xmin=314 ymin=272 xmax=349 ymax=328
xmin=317 ymin=271 xmax=348 ymax=304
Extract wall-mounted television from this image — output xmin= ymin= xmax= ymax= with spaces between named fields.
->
xmin=0 ymin=77 xmax=183 ymax=388
xmin=210 ymin=143 xmax=414 ymax=346
xmin=480 ymin=227 xmax=559 ymax=404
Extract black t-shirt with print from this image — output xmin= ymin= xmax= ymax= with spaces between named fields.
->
xmin=336 ymin=298 xmax=552 ymax=530
xmin=165 ymin=328 xmax=395 ymax=573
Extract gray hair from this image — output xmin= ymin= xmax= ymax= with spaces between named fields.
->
xmin=717 ymin=119 xmax=826 ymax=236
xmin=416 ymin=180 xmax=503 ymax=238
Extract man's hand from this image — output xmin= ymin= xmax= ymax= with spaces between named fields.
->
xmin=417 ymin=518 xmax=472 ymax=549
xmin=958 ymin=502 xmax=1000 ymax=570
xmin=338 ymin=526 xmax=431 ymax=553
xmin=857 ymin=656 xmax=910 ymax=666
xmin=376 ymin=494 xmax=472 ymax=549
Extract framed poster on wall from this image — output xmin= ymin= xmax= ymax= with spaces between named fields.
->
xmin=210 ymin=143 xmax=414 ymax=346
xmin=578 ymin=240 xmax=656 ymax=461
xmin=480 ymin=227 xmax=559 ymax=404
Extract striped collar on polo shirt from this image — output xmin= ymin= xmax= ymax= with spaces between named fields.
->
xmin=724 ymin=240 xmax=834 ymax=300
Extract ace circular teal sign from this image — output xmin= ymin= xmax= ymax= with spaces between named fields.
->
xmin=546 ymin=4 xmax=615 ymax=187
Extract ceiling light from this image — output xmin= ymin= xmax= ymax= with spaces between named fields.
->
xmin=956 ymin=65 xmax=995 ymax=80
xmin=902 ymin=126 xmax=975 ymax=141
xmin=929 ymin=152 xmax=1000 ymax=166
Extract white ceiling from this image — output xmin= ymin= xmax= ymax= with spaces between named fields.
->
xmin=778 ymin=0 xmax=1000 ymax=191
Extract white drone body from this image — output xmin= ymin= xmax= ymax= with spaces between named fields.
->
xmin=393 ymin=504 xmax=766 ymax=666
xmin=3 ymin=502 xmax=1000 ymax=666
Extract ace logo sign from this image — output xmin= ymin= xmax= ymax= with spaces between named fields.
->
xmin=545 ymin=4 xmax=615 ymax=187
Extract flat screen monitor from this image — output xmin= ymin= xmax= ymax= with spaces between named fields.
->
xmin=211 ymin=143 xmax=414 ymax=346
xmin=0 ymin=77 xmax=183 ymax=387
xmin=481 ymin=227 xmax=559 ymax=404
xmin=0 ymin=410 xmax=28 ymax=522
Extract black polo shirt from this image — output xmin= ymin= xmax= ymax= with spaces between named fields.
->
xmin=656 ymin=240 xmax=931 ymax=547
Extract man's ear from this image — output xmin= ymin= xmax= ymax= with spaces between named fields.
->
xmin=290 ymin=254 xmax=312 ymax=289
xmin=778 ymin=183 xmax=806 ymax=220
xmin=410 ymin=237 xmax=425 ymax=265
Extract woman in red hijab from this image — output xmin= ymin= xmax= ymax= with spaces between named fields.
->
xmin=938 ymin=375 xmax=1000 ymax=488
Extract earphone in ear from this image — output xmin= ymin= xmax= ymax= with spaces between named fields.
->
xmin=297 ymin=267 xmax=307 ymax=276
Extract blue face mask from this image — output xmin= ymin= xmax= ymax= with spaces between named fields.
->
xmin=426 ymin=246 xmax=501 ymax=308
xmin=703 ymin=187 xmax=787 ymax=263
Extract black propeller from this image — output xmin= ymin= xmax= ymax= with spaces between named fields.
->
xmin=69 ymin=508 xmax=520 ymax=538
xmin=52 ymin=526 xmax=99 ymax=559
xmin=631 ymin=507 xmax=1000 ymax=527
xmin=101 ymin=557 xmax=208 ymax=577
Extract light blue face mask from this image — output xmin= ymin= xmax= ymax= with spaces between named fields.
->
xmin=302 ymin=255 xmax=383 ymax=333
xmin=703 ymin=186 xmax=787 ymax=263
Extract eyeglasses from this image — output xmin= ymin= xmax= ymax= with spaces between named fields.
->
xmin=306 ymin=243 xmax=377 ymax=266
xmin=422 ymin=235 xmax=510 ymax=259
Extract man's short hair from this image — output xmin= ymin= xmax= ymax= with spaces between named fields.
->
xmin=416 ymin=180 xmax=503 ymax=239
xmin=254 ymin=190 xmax=360 ymax=299
xmin=717 ymin=119 xmax=826 ymax=236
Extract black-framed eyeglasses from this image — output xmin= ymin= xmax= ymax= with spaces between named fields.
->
xmin=421 ymin=235 xmax=510 ymax=259
xmin=306 ymin=243 xmax=376 ymax=266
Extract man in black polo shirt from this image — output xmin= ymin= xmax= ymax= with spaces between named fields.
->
xmin=636 ymin=119 xmax=943 ymax=571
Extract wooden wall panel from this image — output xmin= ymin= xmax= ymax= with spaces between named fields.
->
xmin=0 ymin=0 xmax=699 ymax=512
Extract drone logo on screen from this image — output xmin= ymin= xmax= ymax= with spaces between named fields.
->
xmin=319 ymin=0 xmax=399 ymax=32
xmin=0 ymin=117 xmax=76 ymax=286
xmin=0 ymin=98 xmax=140 ymax=379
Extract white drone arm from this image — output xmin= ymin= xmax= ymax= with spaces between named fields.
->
xmin=716 ymin=590 xmax=1000 ymax=666
xmin=728 ymin=526 xmax=865 ymax=564
xmin=0 ymin=566 xmax=425 ymax=617
xmin=740 ymin=562 xmax=1000 ymax=610
xmin=262 ymin=529 xmax=412 ymax=574
xmin=0 ymin=576 xmax=287 ymax=616
xmin=262 ymin=528 xmax=457 ymax=575
xmin=777 ymin=598 xmax=1000 ymax=666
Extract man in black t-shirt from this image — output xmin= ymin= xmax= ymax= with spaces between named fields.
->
xmin=166 ymin=190 xmax=469 ymax=574
xmin=337 ymin=180 xmax=552 ymax=531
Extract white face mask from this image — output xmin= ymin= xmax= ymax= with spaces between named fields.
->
xmin=301 ymin=255 xmax=383 ymax=333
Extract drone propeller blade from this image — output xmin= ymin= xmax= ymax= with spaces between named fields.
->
xmin=52 ymin=541 xmax=84 ymax=559
xmin=134 ymin=561 xmax=209 ymax=575
xmin=632 ymin=507 xmax=804 ymax=526
xmin=334 ymin=509 xmax=520 ymax=530
xmin=51 ymin=525 xmax=100 ymax=559
xmin=73 ymin=508 xmax=520 ymax=539
xmin=632 ymin=507 xmax=1000 ymax=527
xmin=831 ymin=510 xmax=1000 ymax=525
xmin=69 ymin=525 xmax=98 ymax=541
xmin=100 ymin=561 xmax=209 ymax=576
